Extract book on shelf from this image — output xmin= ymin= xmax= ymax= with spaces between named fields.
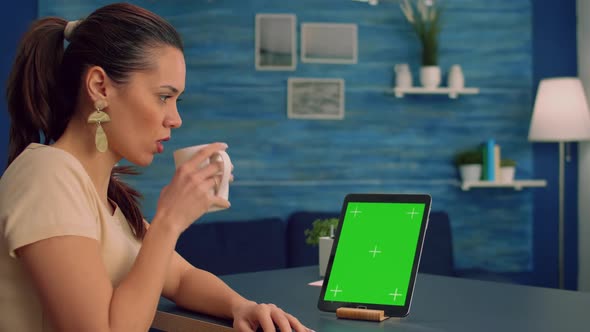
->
xmin=494 ymin=144 xmax=501 ymax=181
xmin=481 ymin=139 xmax=501 ymax=182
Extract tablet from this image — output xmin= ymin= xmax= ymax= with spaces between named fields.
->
xmin=317 ymin=193 xmax=431 ymax=317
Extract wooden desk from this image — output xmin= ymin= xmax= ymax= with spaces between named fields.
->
xmin=153 ymin=266 xmax=590 ymax=332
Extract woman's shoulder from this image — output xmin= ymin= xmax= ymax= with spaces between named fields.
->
xmin=6 ymin=143 xmax=85 ymax=174
xmin=0 ymin=144 xmax=102 ymax=255
xmin=0 ymin=143 xmax=93 ymax=194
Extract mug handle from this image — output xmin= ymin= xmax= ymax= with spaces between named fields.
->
xmin=213 ymin=151 xmax=231 ymax=199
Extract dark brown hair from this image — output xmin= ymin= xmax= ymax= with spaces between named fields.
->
xmin=5 ymin=3 xmax=184 ymax=238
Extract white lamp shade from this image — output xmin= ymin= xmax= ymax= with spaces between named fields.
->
xmin=528 ymin=77 xmax=590 ymax=142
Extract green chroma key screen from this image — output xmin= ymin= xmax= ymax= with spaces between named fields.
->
xmin=323 ymin=201 xmax=425 ymax=306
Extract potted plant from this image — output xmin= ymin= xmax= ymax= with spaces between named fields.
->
xmin=500 ymin=159 xmax=517 ymax=183
xmin=304 ymin=218 xmax=339 ymax=277
xmin=400 ymin=0 xmax=443 ymax=88
xmin=454 ymin=148 xmax=483 ymax=182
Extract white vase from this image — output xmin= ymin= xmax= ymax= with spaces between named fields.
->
xmin=459 ymin=164 xmax=482 ymax=182
xmin=448 ymin=64 xmax=465 ymax=90
xmin=394 ymin=63 xmax=413 ymax=88
xmin=500 ymin=166 xmax=516 ymax=183
xmin=318 ymin=237 xmax=334 ymax=277
xmin=420 ymin=66 xmax=441 ymax=88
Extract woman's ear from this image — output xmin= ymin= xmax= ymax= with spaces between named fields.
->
xmin=85 ymin=66 xmax=109 ymax=102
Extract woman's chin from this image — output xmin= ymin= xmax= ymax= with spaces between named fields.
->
xmin=140 ymin=155 xmax=155 ymax=167
xmin=127 ymin=154 xmax=154 ymax=167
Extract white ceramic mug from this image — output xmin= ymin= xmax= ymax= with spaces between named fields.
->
xmin=173 ymin=144 xmax=232 ymax=212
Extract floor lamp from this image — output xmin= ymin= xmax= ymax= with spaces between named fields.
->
xmin=528 ymin=77 xmax=590 ymax=289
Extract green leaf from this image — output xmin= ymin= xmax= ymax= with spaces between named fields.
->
xmin=304 ymin=218 xmax=339 ymax=246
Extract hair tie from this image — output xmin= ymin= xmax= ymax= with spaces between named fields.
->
xmin=64 ymin=20 xmax=82 ymax=42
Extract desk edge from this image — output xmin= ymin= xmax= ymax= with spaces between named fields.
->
xmin=152 ymin=310 xmax=233 ymax=332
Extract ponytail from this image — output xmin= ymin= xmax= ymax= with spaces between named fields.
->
xmin=108 ymin=167 xmax=146 ymax=239
xmin=6 ymin=17 xmax=68 ymax=166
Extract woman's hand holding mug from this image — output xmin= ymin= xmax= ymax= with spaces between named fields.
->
xmin=155 ymin=142 xmax=232 ymax=234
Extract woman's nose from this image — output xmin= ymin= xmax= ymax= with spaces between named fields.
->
xmin=165 ymin=108 xmax=182 ymax=128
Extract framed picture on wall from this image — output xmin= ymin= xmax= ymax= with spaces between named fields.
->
xmin=255 ymin=14 xmax=297 ymax=70
xmin=287 ymin=78 xmax=345 ymax=120
xmin=301 ymin=23 xmax=357 ymax=64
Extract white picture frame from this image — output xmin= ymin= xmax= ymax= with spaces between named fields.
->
xmin=255 ymin=14 xmax=297 ymax=71
xmin=287 ymin=78 xmax=345 ymax=120
xmin=301 ymin=23 xmax=358 ymax=64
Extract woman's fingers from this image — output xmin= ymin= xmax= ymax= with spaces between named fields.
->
xmin=234 ymin=319 xmax=255 ymax=332
xmin=184 ymin=142 xmax=227 ymax=169
xmin=285 ymin=313 xmax=311 ymax=332
xmin=254 ymin=304 xmax=277 ymax=332
xmin=176 ymin=158 xmax=224 ymax=192
xmin=201 ymin=160 xmax=226 ymax=179
xmin=180 ymin=151 xmax=230 ymax=186
xmin=210 ymin=195 xmax=231 ymax=209
xmin=232 ymin=302 xmax=313 ymax=332
xmin=270 ymin=306 xmax=292 ymax=332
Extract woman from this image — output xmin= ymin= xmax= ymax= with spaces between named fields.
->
xmin=0 ymin=3 xmax=311 ymax=332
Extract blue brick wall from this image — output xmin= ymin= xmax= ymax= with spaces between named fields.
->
xmin=38 ymin=0 xmax=535 ymax=272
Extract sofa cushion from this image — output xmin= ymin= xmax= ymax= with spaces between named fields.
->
xmin=419 ymin=211 xmax=455 ymax=277
xmin=175 ymin=217 xmax=287 ymax=275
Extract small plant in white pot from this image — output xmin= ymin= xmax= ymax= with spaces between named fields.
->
xmin=500 ymin=159 xmax=517 ymax=183
xmin=304 ymin=218 xmax=338 ymax=277
xmin=454 ymin=148 xmax=483 ymax=182
xmin=400 ymin=0 xmax=443 ymax=88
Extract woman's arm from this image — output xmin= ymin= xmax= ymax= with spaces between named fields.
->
xmin=17 ymin=213 xmax=180 ymax=332
xmin=161 ymin=251 xmax=249 ymax=319
xmin=162 ymin=252 xmax=310 ymax=332
xmin=15 ymin=143 xmax=231 ymax=332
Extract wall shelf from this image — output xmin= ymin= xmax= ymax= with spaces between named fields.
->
xmin=393 ymin=87 xmax=480 ymax=99
xmin=461 ymin=180 xmax=547 ymax=191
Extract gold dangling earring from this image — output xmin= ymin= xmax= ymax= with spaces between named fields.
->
xmin=87 ymin=99 xmax=111 ymax=153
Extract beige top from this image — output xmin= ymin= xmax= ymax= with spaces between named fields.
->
xmin=0 ymin=143 xmax=142 ymax=332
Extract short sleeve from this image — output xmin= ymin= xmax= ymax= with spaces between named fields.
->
xmin=0 ymin=145 xmax=99 ymax=258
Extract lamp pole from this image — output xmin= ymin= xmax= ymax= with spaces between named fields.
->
xmin=558 ymin=141 xmax=565 ymax=289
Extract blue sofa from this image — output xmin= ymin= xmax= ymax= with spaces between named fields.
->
xmin=175 ymin=210 xmax=456 ymax=277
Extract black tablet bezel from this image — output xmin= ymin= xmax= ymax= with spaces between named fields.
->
xmin=317 ymin=193 xmax=432 ymax=317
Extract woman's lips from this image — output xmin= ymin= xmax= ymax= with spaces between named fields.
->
xmin=156 ymin=137 xmax=169 ymax=153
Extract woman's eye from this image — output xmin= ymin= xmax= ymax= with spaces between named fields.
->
xmin=159 ymin=95 xmax=171 ymax=103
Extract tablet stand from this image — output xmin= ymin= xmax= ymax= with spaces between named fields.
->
xmin=336 ymin=307 xmax=390 ymax=322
